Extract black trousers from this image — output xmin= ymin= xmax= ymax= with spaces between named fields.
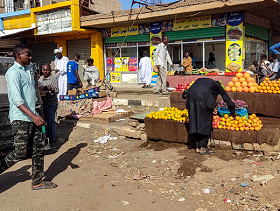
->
xmin=193 ymin=133 xmax=210 ymax=148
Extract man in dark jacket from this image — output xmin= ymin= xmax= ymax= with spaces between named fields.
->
xmin=186 ymin=78 xmax=235 ymax=155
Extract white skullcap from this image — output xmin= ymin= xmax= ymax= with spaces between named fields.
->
xmin=54 ymin=47 xmax=63 ymax=54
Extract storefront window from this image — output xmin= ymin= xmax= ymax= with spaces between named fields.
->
xmin=204 ymin=41 xmax=226 ymax=71
xmin=121 ymin=47 xmax=137 ymax=58
xmin=245 ymin=40 xmax=268 ymax=70
xmin=183 ymin=42 xmax=203 ymax=70
xmin=106 ymin=48 xmax=119 ymax=58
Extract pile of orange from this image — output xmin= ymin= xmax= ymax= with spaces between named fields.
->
xmin=146 ymin=107 xmax=189 ymax=122
xmin=255 ymin=78 xmax=280 ymax=94
xmin=217 ymin=113 xmax=263 ymax=131
xmin=225 ymin=72 xmax=258 ymax=93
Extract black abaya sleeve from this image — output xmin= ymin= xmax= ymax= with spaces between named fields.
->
xmin=217 ymin=83 xmax=235 ymax=114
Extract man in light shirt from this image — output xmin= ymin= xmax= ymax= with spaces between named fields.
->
xmin=154 ymin=36 xmax=174 ymax=95
xmin=261 ymin=53 xmax=279 ymax=81
xmin=0 ymin=44 xmax=57 ymax=190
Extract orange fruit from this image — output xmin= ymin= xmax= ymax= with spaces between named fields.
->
xmin=244 ymin=72 xmax=250 ymax=79
xmin=260 ymin=83 xmax=264 ymax=86
xmin=249 ymin=87 xmax=255 ymax=93
xmin=224 ymin=114 xmax=229 ymax=119
xmin=243 ymin=87 xmax=249 ymax=92
xmin=260 ymin=90 xmax=264 ymax=93
xmin=241 ymin=81 xmax=248 ymax=88
xmin=247 ymin=77 xmax=253 ymax=83
xmin=250 ymin=127 xmax=255 ymax=131
xmin=255 ymin=127 xmax=261 ymax=131
xmin=273 ymin=90 xmax=277 ymax=94
xmin=235 ymin=82 xmax=241 ymax=87
xmin=278 ymin=90 xmax=280 ymax=94
xmin=248 ymin=82 xmax=254 ymax=87
xmin=228 ymin=81 xmax=234 ymax=87
xmin=232 ymin=77 xmax=239 ymax=83
xmin=268 ymin=90 xmax=272 ymax=93
xmin=240 ymin=127 xmax=244 ymax=131
xmin=236 ymin=127 xmax=240 ymax=131
xmin=231 ymin=87 xmax=237 ymax=92
xmin=255 ymin=89 xmax=260 ymax=93
xmin=225 ymin=86 xmax=231 ymax=92
xmin=237 ymin=86 xmax=243 ymax=92
xmin=264 ymin=90 xmax=268 ymax=93
xmin=236 ymin=73 xmax=243 ymax=78
xmin=239 ymin=77 xmax=245 ymax=83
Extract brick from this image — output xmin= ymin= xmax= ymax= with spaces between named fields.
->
xmin=130 ymin=126 xmax=140 ymax=131
xmin=141 ymin=134 xmax=148 ymax=142
xmin=128 ymin=121 xmax=139 ymax=127
xmin=219 ymin=140 xmax=232 ymax=149
xmin=244 ymin=143 xmax=254 ymax=151
xmin=118 ymin=136 xmax=126 ymax=140
xmin=118 ymin=126 xmax=142 ymax=139
xmin=253 ymin=143 xmax=261 ymax=151
xmin=232 ymin=143 xmax=244 ymax=150
xmin=139 ymin=123 xmax=145 ymax=128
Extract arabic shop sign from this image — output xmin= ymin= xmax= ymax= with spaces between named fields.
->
xmin=111 ymin=25 xmax=139 ymax=37
xmin=227 ymin=11 xmax=243 ymax=26
xmin=174 ymin=15 xmax=212 ymax=31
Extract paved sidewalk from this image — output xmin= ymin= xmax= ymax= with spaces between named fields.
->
xmin=113 ymin=84 xmax=172 ymax=108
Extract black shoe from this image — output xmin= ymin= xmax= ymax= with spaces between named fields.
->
xmin=142 ymin=85 xmax=147 ymax=88
xmin=154 ymin=92 xmax=160 ymax=94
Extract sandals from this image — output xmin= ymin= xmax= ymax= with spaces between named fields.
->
xmin=32 ymin=181 xmax=57 ymax=190
xmin=200 ymin=148 xmax=215 ymax=155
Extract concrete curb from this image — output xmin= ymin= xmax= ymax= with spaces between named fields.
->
xmin=113 ymin=99 xmax=159 ymax=107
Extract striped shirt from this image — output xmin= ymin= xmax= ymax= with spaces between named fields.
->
xmin=38 ymin=75 xmax=59 ymax=108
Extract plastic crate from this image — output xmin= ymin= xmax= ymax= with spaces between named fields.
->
xmin=218 ymin=107 xmax=248 ymax=118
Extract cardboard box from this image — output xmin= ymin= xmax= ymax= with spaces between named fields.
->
xmin=98 ymin=91 xmax=107 ymax=98
xmin=68 ymin=89 xmax=77 ymax=95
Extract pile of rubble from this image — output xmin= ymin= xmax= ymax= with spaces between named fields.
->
xmin=118 ymin=120 xmax=148 ymax=142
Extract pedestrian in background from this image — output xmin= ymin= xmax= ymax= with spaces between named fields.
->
xmin=139 ymin=51 xmax=153 ymax=88
xmin=180 ymin=51 xmax=193 ymax=74
xmin=0 ymin=44 xmax=57 ymax=190
xmin=38 ymin=64 xmax=59 ymax=143
xmin=83 ymin=58 xmax=100 ymax=87
xmin=54 ymin=47 xmax=69 ymax=101
xmin=154 ymin=36 xmax=174 ymax=95
xmin=67 ymin=54 xmax=83 ymax=91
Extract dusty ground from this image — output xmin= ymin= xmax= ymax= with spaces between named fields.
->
xmin=0 ymin=109 xmax=280 ymax=211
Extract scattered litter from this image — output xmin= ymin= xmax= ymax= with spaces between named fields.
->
xmin=115 ymin=119 xmax=126 ymax=122
xmin=251 ymin=175 xmax=275 ymax=182
xmin=252 ymin=161 xmax=262 ymax=165
xmin=224 ymin=199 xmax=231 ymax=203
xmin=133 ymin=172 xmax=147 ymax=180
xmin=233 ymin=151 xmax=242 ymax=155
xmin=241 ymin=183 xmax=248 ymax=187
xmin=253 ymin=153 xmax=263 ymax=157
xmin=152 ymin=160 xmax=157 ymax=163
xmin=109 ymin=152 xmax=124 ymax=159
xmin=178 ymin=197 xmax=185 ymax=202
xmin=231 ymin=178 xmax=236 ymax=181
xmin=116 ymin=109 xmax=127 ymax=113
xmin=260 ymin=180 xmax=267 ymax=187
xmin=127 ymin=106 xmax=131 ymax=109
xmin=122 ymin=201 xmax=129 ymax=206
xmin=108 ymin=137 xmax=118 ymax=141
xmin=203 ymin=187 xmax=217 ymax=194
xmin=100 ymin=156 xmax=106 ymax=159
xmin=94 ymin=135 xmax=110 ymax=144
xmin=143 ymin=152 xmax=151 ymax=155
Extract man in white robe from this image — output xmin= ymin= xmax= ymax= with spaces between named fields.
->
xmin=54 ymin=47 xmax=69 ymax=101
xmin=139 ymin=51 xmax=153 ymax=88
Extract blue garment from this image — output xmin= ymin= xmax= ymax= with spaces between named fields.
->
xmin=270 ymin=43 xmax=280 ymax=55
xmin=67 ymin=61 xmax=79 ymax=84
xmin=5 ymin=62 xmax=37 ymax=123
xmin=43 ymin=105 xmax=57 ymax=142
xmin=191 ymin=56 xmax=199 ymax=68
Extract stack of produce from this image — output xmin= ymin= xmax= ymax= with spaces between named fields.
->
xmin=174 ymin=81 xmax=195 ymax=92
xmin=224 ymin=72 xmax=246 ymax=76
xmin=214 ymin=113 xmax=263 ymax=131
xmin=225 ymin=72 xmax=258 ymax=93
xmin=219 ymin=100 xmax=248 ymax=109
xmin=167 ymin=70 xmax=175 ymax=75
xmin=212 ymin=115 xmax=222 ymax=129
xmin=255 ymin=78 xmax=280 ymax=94
xmin=146 ymin=107 xmax=189 ymax=122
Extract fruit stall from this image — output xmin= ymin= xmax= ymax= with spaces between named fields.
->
xmin=145 ymin=73 xmax=280 ymax=147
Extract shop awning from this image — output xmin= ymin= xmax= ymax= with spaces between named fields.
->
xmin=164 ymin=26 xmax=226 ymax=41
xmin=245 ymin=24 xmax=269 ymax=41
xmin=104 ymin=34 xmax=150 ymax=44
xmin=0 ymin=26 xmax=35 ymax=38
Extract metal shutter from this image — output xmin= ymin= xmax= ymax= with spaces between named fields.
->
xmin=104 ymin=34 xmax=150 ymax=44
xmin=29 ymin=42 xmax=55 ymax=68
xmin=245 ymin=24 xmax=269 ymax=41
xmin=67 ymin=38 xmax=91 ymax=83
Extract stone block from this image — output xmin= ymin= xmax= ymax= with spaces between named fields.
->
xmin=141 ymin=134 xmax=148 ymax=142
xmin=219 ymin=140 xmax=232 ymax=149
xmin=244 ymin=143 xmax=254 ymax=151
xmin=130 ymin=126 xmax=140 ymax=131
xmin=232 ymin=143 xmax=244 ymax=150
xmin=118 ymin=136 xmax=126 ymax=140
xmin=128 ymin=121 xmax=139 ymax=127
xmin=253 ymin=143 xmax=261 ymax=151
xmin=118 ymin=126 xmax=142 ymax=139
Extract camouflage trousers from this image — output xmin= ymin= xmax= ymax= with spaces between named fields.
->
xmin=0 ymin=120 xmax=45 ymax=186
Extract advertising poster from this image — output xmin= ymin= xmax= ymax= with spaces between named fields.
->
xmin=114 ymin=57 xmax=130 ymax=72
xmin=111 ymin=25 xmax=139 ymax=37
xmin=139 ymin=23 xmax=150 ymax=35
xmin=225 ymin=11 xmax=244 ymax=72
xmin=151 ymin=72 xmax=158 ymax=85
xmin=174 ymin=15 xmax=211 ymax=31
xmin=161 ymin=20 xmax=173 ymax=32
xmin=150 ymin=22 xmax=162 ymax=66
xmin=128 ymin=57 xmax=137 ymax=72
xmin=110 ymin=72 xmax=121 ymax=83
xmin=106 ymin=58 xmax=115 ymax=72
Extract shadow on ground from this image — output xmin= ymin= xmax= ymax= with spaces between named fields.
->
xmin=0 ymin=165 xmax=31 ymax=194
xmin=44 ymin=143 xmax=87 ymax=181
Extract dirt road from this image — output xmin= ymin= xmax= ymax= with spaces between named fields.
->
xmin=0 ymin=118 xmax=280 ymax=211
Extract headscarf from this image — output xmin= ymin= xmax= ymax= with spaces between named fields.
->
xmin=54 ymin=47 xmax=63 ymax=54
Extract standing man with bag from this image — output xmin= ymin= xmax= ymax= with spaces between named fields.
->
xmin=0 ymin=44 xmax=57 ymax=190
xmin=154 ymin=36 xmax=174 ymax=95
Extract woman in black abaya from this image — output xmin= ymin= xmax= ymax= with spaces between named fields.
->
xmin=185 ymin=78 xmax=236 ymax=155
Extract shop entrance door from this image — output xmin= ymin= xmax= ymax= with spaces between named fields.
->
xmin=67 ymin=38 xmax=91 ymax=83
